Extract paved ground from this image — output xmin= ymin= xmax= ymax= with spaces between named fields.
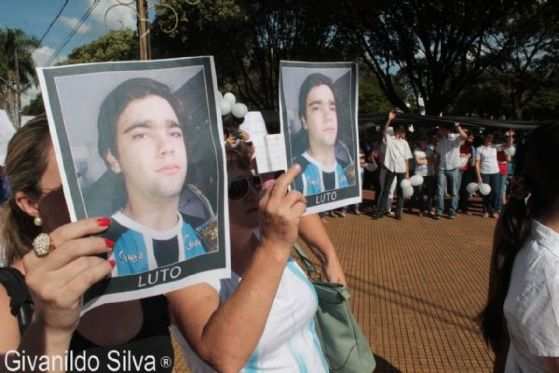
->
xmin=321 ymin=210 xmax=496 ymax=373
xmin=173 ymin=209 xmax=497 ymax=373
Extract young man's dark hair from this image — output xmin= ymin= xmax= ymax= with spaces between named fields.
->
xmin=97 ymin=78 xmax=185 ymax=163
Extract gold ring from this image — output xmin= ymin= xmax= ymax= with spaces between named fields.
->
xmin=32 ymin=233 xmax=53 ymax=257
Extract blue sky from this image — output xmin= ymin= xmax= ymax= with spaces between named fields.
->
xmin=0 ymin=0 xmax=152 ymax=103
xmin=0 ymin=0 xmax=143 ymax=67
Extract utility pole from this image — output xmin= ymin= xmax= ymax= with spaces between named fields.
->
xmin=14 ymin=48 xmax=21 ymax=128
xmin=136 ymin=0 xmax=151 ymax=60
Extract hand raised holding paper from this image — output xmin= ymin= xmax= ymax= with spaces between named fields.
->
xmin=23 ymin=218 xmax=113 ymax=337
xmin=259 ymin=164 xmax=306 ymax=253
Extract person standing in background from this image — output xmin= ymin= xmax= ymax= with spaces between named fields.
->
xmin=434 ymin=122 xmax=468 ymax=219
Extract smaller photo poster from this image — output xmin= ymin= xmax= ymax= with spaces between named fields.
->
xmin=37 ymin=57 xmax=229 ymax=314
xmin=279 ymin=61 xmax=361 ymax=214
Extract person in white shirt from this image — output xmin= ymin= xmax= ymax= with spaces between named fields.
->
xmin=374 ymin=111 xmax=413 ymax=220
xmin=479 ymin=123 xmax=559 ymax=373
xmin=412 ymin=136 xmax=436 ymax=216
xmin=475 ymin=132 xmax=515 ymax=218
xmin=434 ymin=122 xmax=468 ymax=219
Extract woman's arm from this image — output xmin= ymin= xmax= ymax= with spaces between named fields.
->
xmin=299 ymin=213 xmax=347 ymax=286
xmin=0 ymin=285 xmax=21 ymax=352
xmin=476 ymin=158 xmax=482 ymax=183
xmin=168 ymin=165 xmax=306 ymax=373
xmin=168 ymin=242 xmax=289 ymax=373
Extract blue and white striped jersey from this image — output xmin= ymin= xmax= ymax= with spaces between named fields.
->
xmin=295 ymin=152 xmax=350 ymax=196
xmin=109 ymin=211 xmax=206 ymax=277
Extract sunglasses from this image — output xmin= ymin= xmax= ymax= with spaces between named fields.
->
xmin=228 ymin=175 xmax=263 ymax=201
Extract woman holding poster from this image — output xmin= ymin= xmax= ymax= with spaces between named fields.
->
xmin=0 ymin=120 xmax=324 ymax=373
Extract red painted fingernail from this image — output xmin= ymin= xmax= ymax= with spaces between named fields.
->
xmin=105 ymin=239 xmax=115 ymax=248
xmin=97 ymin=217 xmax=111 ymax=227
xmin=108 ymin=259 xmax=116 ymax=269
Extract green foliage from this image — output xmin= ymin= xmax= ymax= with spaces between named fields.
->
xmin=341 ymin=0 xmax=559 ymax=117
xmin=22 ymin=93 xmax=44 ymax=115
xmin=64 ymin=30 xmax=138 ymax=64
xmin=0 ymin=28 xmax=38 ymax=127
xmin=0 ymin=28 xmax=39 ymax=89
xmin=152 ymin=0 xmax=353 ymax=110
xmin=359 ymin=68 xmax=392 ymax=113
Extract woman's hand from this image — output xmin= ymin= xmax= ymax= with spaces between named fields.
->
xmin=323 ymin=257 xmax=347 ymax=286
xmin=259 ymin=164 xmax=306 ymax=254
xmin=23 ymin=217 xmax=114 ymax=338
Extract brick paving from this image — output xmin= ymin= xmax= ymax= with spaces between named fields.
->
xmin=173 ymin=210 xmax=497 ymax=373
xmin=321 ymin=211 xmax=496 ymax=373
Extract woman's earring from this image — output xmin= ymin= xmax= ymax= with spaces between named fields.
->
xmin=34 ymin=216 xmax=42 ymax=227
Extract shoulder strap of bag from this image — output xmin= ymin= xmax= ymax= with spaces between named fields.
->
xmin=0 ymin=267 xmax=34 ymax=333
xmin=293 ymin=243 xmax=323 ymax=281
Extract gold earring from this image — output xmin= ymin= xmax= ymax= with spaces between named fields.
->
xmin=34 ymin=216 xmax=42 ymax=227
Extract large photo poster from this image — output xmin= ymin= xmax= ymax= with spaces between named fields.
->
xmin=37 ymin=57 xmax=229 ymax=314
xmin=279 ymin=61 xmax=361 ymax=214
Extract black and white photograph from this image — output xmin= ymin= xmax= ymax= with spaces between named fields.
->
xmin=37 ymin=57 xmax=229 ymax=313
xmin=279 ymin=61 xmax=361 ymax=214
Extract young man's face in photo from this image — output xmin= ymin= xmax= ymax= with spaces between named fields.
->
xmin=303 ymin=84 xmax=338 ymax=148
xmin=109 ymin=94 xmax=187 ymax=201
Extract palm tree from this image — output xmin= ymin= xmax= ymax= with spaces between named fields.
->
xmin=0 ymin=28 xmax=39 ymax=128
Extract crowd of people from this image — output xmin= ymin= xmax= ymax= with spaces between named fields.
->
xmin=330 ymin=111 xmax=518 ymax=222
xmin=0 ymin=79 xmax=347 ymax=373
xmin=0 ymin=90 xmax=556 ymax=373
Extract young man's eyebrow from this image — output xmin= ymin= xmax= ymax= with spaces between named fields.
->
xmin=122 ymin=119 xmax=181 ymax=134
xmin=122 ymin=121 xmax=151 ymax=134
xmin=166 ymin=119 xmax=181 ymax=128
xmin=307 ymin=99 xmax=325 ymax=106
xmin=307 ymin=98 xmax=336 ymax=106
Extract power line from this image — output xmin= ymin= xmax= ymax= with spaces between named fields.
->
xmin=46 ymin=0 xmax=101 ymax=66
xmin=38 ymin=0 xmax=70 ymax=46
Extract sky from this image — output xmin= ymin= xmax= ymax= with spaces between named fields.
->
xmin=0 ymin=0 xmax=153 ymax=103
xmin=0 ymin=0 xmax=146 ymax=65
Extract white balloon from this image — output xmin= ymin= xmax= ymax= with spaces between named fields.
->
xmin=466 ymin=182 xmax=479 ymax=195
xmin=220 ymin=100 xmax=232 ymax=116
xmin=410 ymin=175 xmax=424 ymax=186
xmin=223 ymin=92 xmax=236 ymax=105
xmin=216 ymin=91 xmax=223 ymax=103
xmin=402 ymin=186 xmax=414 ymax=199
xmin=479 ymin=183 xmax=492 ymax=196
xmin=400 ymin=178 xmax=412 ymax=190
xmin=232 ymin=103 xmax=248 ymax=119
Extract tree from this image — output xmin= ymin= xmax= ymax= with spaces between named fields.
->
xmin=152 ymin=0 xmax=351 ymax=110
xmin=486 ymin=0 xmax=559 ymax=119
xmin=0 ymin=28 xmax=39 ymax=128
xmin=64 ymin=29 xmax=139 ymax=65
xmin=22 ymin=93 xmax=44 ymax=116
xmin=359 ymin=66 xmax=393 ymax=113
xmin=340 ymin=0 xmax=548 ymax=115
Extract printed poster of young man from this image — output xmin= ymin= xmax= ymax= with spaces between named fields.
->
xmin=279 ymin=61 xmax=361 ymax=214
xmin=37 ymin=57 xmax=229 ymax=314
